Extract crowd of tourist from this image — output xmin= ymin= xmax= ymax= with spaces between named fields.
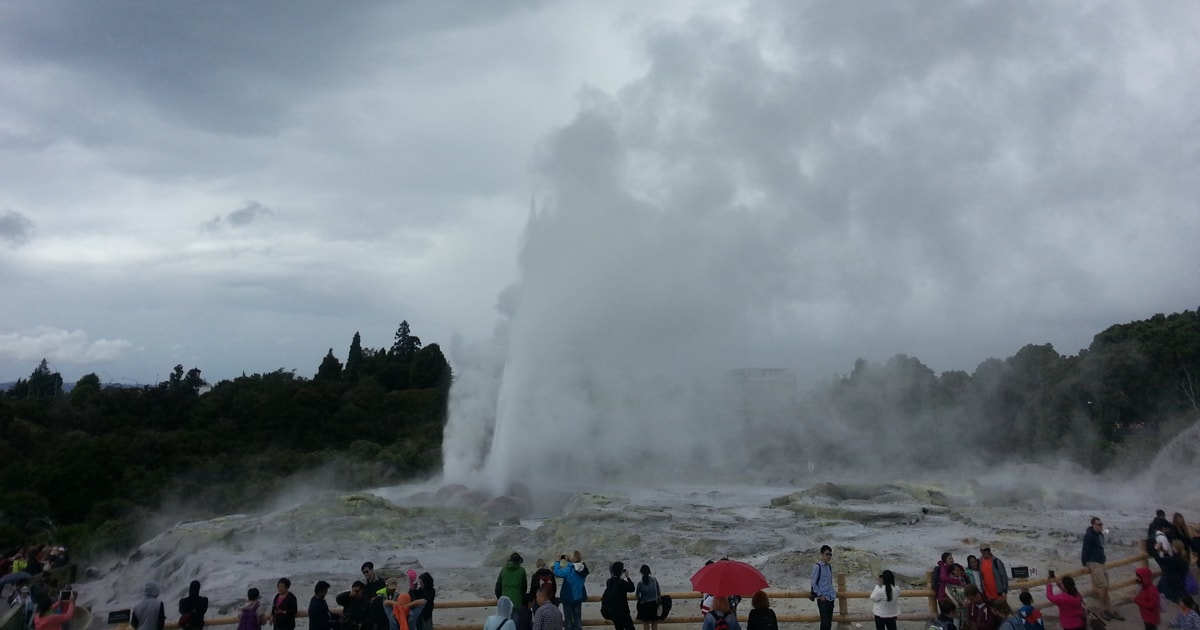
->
xmin=7 ymin=509 xmax=1200 ymax=630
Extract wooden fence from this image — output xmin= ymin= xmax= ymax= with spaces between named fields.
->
xmin=111 ymin=550 xmax=1155 ymax=630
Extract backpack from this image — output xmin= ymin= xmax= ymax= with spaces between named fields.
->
xmin=931 ymin=564 xmax=942 ymax=598
xmin=537 ymin=573 xmax=554 ymax=597
xmin=711 ymin=611 xmax=730 ymax=630
xmin=657 ymin=595 xmax=672 ymax=621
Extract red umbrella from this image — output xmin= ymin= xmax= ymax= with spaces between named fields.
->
xmin=689 ymin=559 xmax=769 ymax=597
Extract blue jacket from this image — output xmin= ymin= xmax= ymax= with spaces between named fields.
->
xmin=553 ymin=561 xmax=589 ymax=604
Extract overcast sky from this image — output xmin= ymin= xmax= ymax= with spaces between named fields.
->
xmin=1 ymin=1 xmax=1197 ymax=391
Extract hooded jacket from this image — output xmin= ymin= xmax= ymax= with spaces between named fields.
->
xmin=484 ymin=597 xmax=515 ymax=630
xmin=132 ymin=583 xmax=166 ymax=630
xmin=553 ymin=561 xmax=589 ymax=604
xmin=1134 ymin=567 xmax=1162 ymax=625
xmin=179 ymin=581 xmax=209 ymax=630
xmin=496 ymin=561 xmax=528 ymax=605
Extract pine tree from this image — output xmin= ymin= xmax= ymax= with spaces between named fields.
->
xmin=345 ymin=332 xmax=365 ymax=382
xmin=316 ymin=348 xmax=343 ymax=382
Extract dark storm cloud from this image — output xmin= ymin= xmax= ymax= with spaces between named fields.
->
xmin=0 ymin=1 xmax=548 ymax=138
xmin=0 ymin=209 xmax=34 ymax=246
xmin=202 ymin=200 xmax=275 ymax=232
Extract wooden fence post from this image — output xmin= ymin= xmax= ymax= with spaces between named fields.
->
xmin=837 ymin=572 xmax=848 ymax=627
xmin=927 ymin=569 xmax=937 ymax=614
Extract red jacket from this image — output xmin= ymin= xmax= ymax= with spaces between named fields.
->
xmin=1134 ymin=567 xmax=1161 ymax=625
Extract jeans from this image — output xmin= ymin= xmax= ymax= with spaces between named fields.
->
xmin=874 ymin=616 xmax=896 ymax=630
xmin=562 ymin=602 xmax=582 ymax=630
xmin=818 ymin=598 xmax=834 ymax=630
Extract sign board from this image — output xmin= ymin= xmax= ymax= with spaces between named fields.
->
xmin=1010 ymin=566 xmax=1031 ymax=579
xmin=107 ymin=610 xmax=131 ymax=625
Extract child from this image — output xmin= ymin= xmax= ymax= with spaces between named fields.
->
xmin=930 ymin=598 xmax=958 ymax=630
xmin=1135 ymin=567 xmax=1162 ymax=630
xmin=1018 ymin=592 xmax=1044 ymax=630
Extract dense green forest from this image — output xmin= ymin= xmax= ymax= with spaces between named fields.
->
xmin=2 ymin=310 xmax=1198 ymax=559
xmin=0 ymin=321 xmax=451 ymax=556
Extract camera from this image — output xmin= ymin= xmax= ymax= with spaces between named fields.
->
xmin=1048 ymin=570 xmax=1055 ymax=579
xmin=59 ymin=590 xmax=74 ymax=601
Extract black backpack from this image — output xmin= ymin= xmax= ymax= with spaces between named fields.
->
xmin=657 ymin=595 xmax=672 ymax=621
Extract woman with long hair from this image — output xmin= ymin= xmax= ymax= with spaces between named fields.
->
xmin=1159 ymin=539 xmax=1192 ymax=603
xmin=634 ymin=565 xmax=661 ymax=630
xmin=965 ymin=555 xmax=983 ymax=589
xmin=1046 ymin=576 xmax=1086 ymax=630
xmin=869 ymin=570 xmax=900 ymax=630
xmin=34 ymin=590 xmax=75 ymax=630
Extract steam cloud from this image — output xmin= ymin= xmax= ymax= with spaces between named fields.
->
xmin=442 ymin=3 xmax=1200 ymax=492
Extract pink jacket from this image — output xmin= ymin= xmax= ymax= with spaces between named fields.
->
xmin=35 ymin=602 xmax=75 ymax=630
xmin=1046 ymin=584 xmax=1086 ymax=630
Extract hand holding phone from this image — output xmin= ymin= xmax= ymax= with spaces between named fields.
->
xmin=1048 ymin=570 xmax=1055 ymax=579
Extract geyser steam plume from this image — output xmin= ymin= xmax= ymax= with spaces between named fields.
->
xmin=441 ymin=3 xmax=1200 ymax=493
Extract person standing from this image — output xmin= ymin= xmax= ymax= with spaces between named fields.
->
xmin=1046 ymin=577 xmax=1086 ymax=630
xmin=237 ymin=588 xmax=267 ymax=630
xmin=964 ymin=584 xmax=999 ymax=630
xmin=308 ymin=582 xmax=333 ymax=630
xmin=179 ymin=581 xmax=209 ymax=630
xmin=601 ymin=562 xmax=635 ymax=630
xmin=1083 ymin=516 xmax=1124 ymax=620
xmin=132 ymin=583 xmax=166 ymax=630
xmin=484 ymin=597 xmax=516 ymax=630
xmin=633 ymin=565 xmax=660 ymax=630
xmin=977 ymin=545 xmax=1008 ymax=602
xmin=554 ymin=551 xmax=589 ymax=630
xmin=701 ymin=597 xmax=741 ymax=630
xmin=336 ymin=581 xmax=371 ymax=630
xmin=33 ymin=590 xmax=75 ymax=630
xmin=271 ymin=579 xmax=298 ymax=630
xmin=869 ymin=570 xmax=900 ymax=630
xmin=1135 ymin=567 xmax=1162 ymax=630
xmin=937 ymin=553 xmax=963 ymax=602
xmin=412 ymin=573 xmax=436 ymax=630
xmin=497 ymin=553 xmax=529 ymax=613
xmin=533 ymin=585 xmax=563 ymax=630
xmin=530 ymin=560 xmax=558 ymax=606
xmin=746 ymin=591 xmax=777 ymax=630
xmin=811 ymin=546 xmax=836 ymax=630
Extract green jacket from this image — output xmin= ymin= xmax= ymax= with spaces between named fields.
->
xmin=495 ymin=562 xmax=528 ymax=604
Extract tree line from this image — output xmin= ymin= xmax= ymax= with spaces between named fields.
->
xmin=0 ymin=320 xmax=451 ymax=557
xmin=798 ymin=308 xmax=1200 ymax=471
xmin=3 ymin=309 xmax=1198 ymax=558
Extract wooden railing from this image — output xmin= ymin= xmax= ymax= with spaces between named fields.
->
xmin=110 ymin=550 xmax=1154 ymax=630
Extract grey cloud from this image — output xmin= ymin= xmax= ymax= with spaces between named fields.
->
xmin=0 ymin=1 xmax=549 ymax=138
xmin=202 ymin=200 xmax=274 ymax=232
xmin=0 ymin=209 xmax=34 ymax=245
